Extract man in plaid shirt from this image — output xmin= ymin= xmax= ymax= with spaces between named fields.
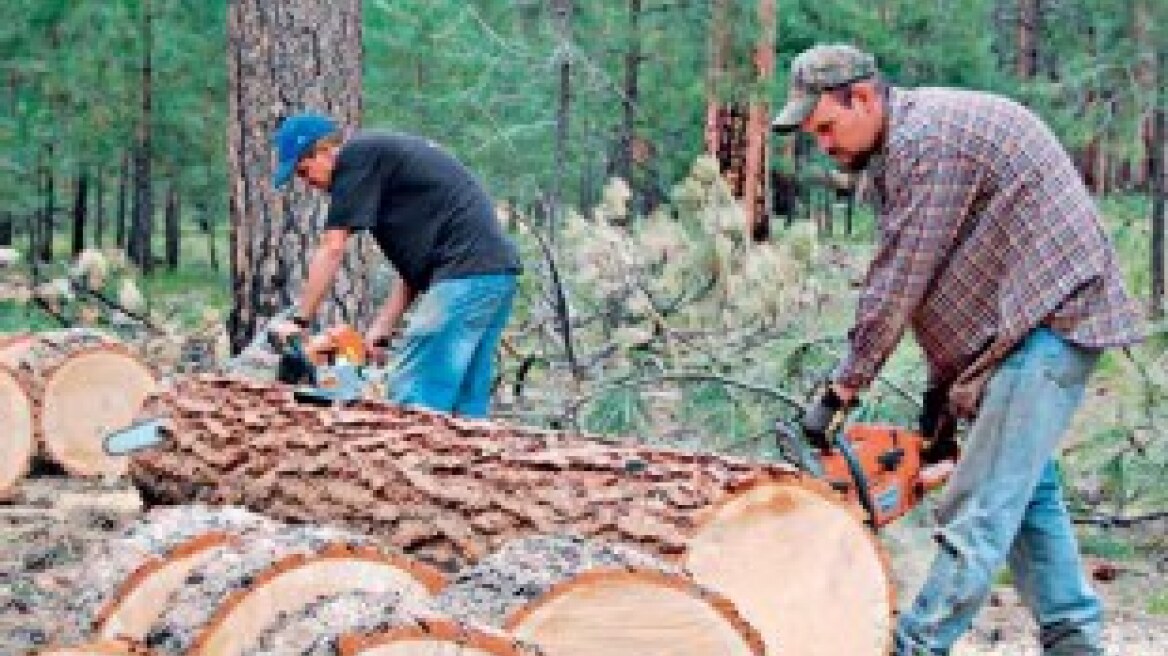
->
xmin=774 ymin=44 xmax=1144 ymax=655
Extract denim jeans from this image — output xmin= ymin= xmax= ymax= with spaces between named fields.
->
xmin=895 ymin=328 xmax=1104 ymax=655
xmin=389 ymin=273 xmax=517 ymax=419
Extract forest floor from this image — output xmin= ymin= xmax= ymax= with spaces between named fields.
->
xmin=0 ymin=475 xmax=1164 ymax=655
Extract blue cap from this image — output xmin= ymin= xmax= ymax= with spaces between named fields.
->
xmin=272 ymin=113 xmax=338 ymax=188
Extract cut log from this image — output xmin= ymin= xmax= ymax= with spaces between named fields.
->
xmin=70 ymin=505 xmax=276 ymax=641
xmin=128 ymin=375 xmax=893 ymax=653
xmin=249 ymin=590 xmax=542 ymax=656
xmin=0 ymin=363 xmax=34 ymax=499
xmin=437 ymin=535 xmax=764 ymax=656
xmin=0 ymin=329 xmax=156 ymax=477
xmin=141 ymin=524 xmax=440 ymax=656
xmin=684 ymin=481 xmax=894 ymax=655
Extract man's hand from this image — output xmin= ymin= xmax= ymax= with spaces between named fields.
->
xmin=364 ymin=331 xmax=393 ymax=366
xmin=268 ymin=316 xmax=308 ymax=350
xmin=801 ymin=384 xmax=857 ymax=452
xmin=919 ymin=385 xmax=960 ymax=464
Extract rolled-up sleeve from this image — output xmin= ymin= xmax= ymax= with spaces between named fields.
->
xmin=834 ymin=138 xmax=976 ymax=389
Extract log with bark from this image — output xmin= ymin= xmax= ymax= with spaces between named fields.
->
xmin=128 ymin=374 xmax=894 ymax=654
xmin=0 ymin=329 xmax=155 ymax=478
xmin=437 ymin=534 xmax=765 ymax=655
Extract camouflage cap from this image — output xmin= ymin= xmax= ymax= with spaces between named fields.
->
xmin=772 ymin=44 xmax=878 ymax=133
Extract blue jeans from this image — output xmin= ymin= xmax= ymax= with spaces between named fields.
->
xmin=896 ymin=328 xmax=1104 ymax=655
xmin=389 ymin=273 xmax=516 ymax=419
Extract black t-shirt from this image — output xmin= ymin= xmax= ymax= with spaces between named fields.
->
xmin=325 ymin=131 xmax=521 ymax=291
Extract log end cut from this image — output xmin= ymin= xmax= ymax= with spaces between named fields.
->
xmin=504 ymin=568 xmax=765 ymax=656
xmin=41 ymin=347 xmax=156 ymax=477
xmin=684 ymin=480 xmax=895 ymax=656
xmin=0 ymin=365 xmax=34 ymax=499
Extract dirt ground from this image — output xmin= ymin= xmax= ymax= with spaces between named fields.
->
xmin=1 ymin=475 xmax=1164 ymax=655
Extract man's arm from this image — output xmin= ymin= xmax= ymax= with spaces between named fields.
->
xmin=367 ymin=277 xmax=417 ymax=342
xmin=295 ymin=228 xmax=351 ymax=322
xmin=834 ymin=138 xmax=976 ymax=399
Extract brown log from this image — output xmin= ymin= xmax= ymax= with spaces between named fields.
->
xmin=0 ymin=363 xmax=35 ymax=499
xmin=128 ymin=375 xmax=893 ymax=653
xmin=437 ymin=535 xmax=764 ymax=656
xmin=0 ymin=329 xmax=155 ymax=477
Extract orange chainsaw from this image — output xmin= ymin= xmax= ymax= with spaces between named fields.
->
xmin=775 ymin=411 xmax=956 ymax=530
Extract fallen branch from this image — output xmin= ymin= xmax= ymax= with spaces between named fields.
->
xmin=1072 ymin=511 xmax=1168 ymax=527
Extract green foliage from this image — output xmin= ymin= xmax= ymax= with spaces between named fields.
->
xmin=1077 ymin=529 xmax=1139 ymax=561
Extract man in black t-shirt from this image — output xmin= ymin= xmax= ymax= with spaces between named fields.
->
xmin=270 ymin=112 xmax=521 ymax=418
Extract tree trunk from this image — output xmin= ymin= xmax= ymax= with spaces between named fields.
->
xmin=94 ymin=171 xmax=105 ymax=247
xmin=71 ymin=169 xmax=89 ymax=257
xmin=437 ymin=535 xmax=764 ymax=655
xmin=40 ymin=156 xmax=54 ymax=263
xmin=550 ymin=0 xmax=573 ymax=246
xmin=1016 ymin=0 xmax=1040 ymax=79
xmin=618 ymin=0 xmax=641 ymax=187
xmin=0 ymin=211 xmax=12 ymax=246
xmin=226 ymin=0 xmax=376 ymax=354
xmin=129 ymin=0 xmax=154 ymax=274
xmin=1152 ymin=49 xmax=1166 ymax=319
xmin=0 ymin=329 xmax=156 ymax=478
xmin=165 ymin=183 xmax=180 ymax=271
xmin=705 ymin=0 xmax=774 ymax=240
xmin=116 ymin=151 xmax=130 ymax=249
xmin=129 ymin=374 xmax=894 ymax=655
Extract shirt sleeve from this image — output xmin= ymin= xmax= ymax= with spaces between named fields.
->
xmin=325 ymin=145 xmax=382 ymax=231
xmin=834 ymin=137 xmax=976 ymax=390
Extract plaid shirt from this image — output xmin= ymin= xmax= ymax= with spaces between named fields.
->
xmin=836 ymin=87 xmax=1144 ymax=416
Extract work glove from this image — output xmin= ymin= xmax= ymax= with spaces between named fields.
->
xmin=801 ymin=384 xmax=856 ymax=452
xmin=919 ymin=385 xmax=960 ymax=464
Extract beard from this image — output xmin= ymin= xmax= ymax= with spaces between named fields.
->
xmin=830 ymin=144 xmax=879 ymax=173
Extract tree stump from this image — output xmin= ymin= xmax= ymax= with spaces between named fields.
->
xmin=437 ymin=535 xmax=764 ymax=656
xmin=0 ymin=362 xmax=34 ymax=499
xmin=0 ymin=329 xmax=155 ymax=477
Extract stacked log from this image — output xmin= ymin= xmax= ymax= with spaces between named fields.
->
xmin=437 ymin=535 xmax=765 ymax=655
xmin=127 ymin=374 xmax=894 ymax=654
xmin=0 ymin=357 xmax=34 ymax=500
xmin=0 ymin=329 xmax=156 ymax=482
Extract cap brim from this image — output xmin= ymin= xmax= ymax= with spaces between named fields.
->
xmin=771 ymin=94 xmax=819 ymax=133
xmin=273 ymin=159 xmax=296 ymax=189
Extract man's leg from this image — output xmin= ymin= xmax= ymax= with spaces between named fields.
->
xmin=895 ymin=329 xmax=1100 ymax=654
xmin=452 ymin=275 xmax=516 ymax=419
xmin=1008 ymin=462 xmax=1104 ymax=655
xmin=388 ymin=275 xmax=514 ymax=414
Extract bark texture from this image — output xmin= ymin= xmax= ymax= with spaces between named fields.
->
xmin=226 ymin=0 xmax=378 ymax=354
